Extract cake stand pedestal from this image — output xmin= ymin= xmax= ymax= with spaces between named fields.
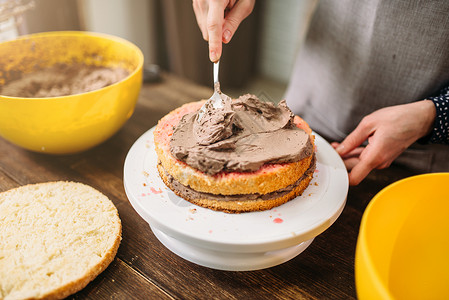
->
xmin=151 ymin=225 xmax=314 ymax=271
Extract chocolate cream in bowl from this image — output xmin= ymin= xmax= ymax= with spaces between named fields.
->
xmin=1 ymin=63 xmax=129 ymax=98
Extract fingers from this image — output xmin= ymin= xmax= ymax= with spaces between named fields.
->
xmin=335 ymin=117 xmax=374 ymax=156
xmin=342 ymin=157 xmax=360 ymax=171
xmin=332 ymin=142 xmax=363 ymax=175
xmin=222 ymin=0 xmax=255 ymax=43
xmin=207 ymin=1 xmax=229 ymax=62
xmin=332 ymin=143 xmax=364 ymax=158
xmin=333 ymin=114 xmax=381 ymax=183
xmin=332 ymin=101 xmax=436 ymax=185
xmin=347 ymin=140 xmax=393 ymax=185
xmin=332 ymin=141 xmax=370 ymax=185
xmin=348 ymin=160 xmax=374 ymax=186
xmin=337 ymin=135 xmax=399 ymax=185
xmin=193 ymin=0 xmax=254 ymax=62
xmin=193 ymin=0 xmax=226 ymax=62
xmin=348 ymin=155 xmax=380 ymax=186
xmin=193 ymin=0 xmax=209 ymax=41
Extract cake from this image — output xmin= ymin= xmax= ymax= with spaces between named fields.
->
xmin=0 ymin=182 xmax=122 ymax=299
xmin=154 ymin=94 xmax=316 ymax=213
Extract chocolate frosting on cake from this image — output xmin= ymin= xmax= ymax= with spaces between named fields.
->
xmin=170 ymin=94 xmax=313 ymax=175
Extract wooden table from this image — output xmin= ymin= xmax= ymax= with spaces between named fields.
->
xmin=0 ymin=73 xmax=418 ymax=299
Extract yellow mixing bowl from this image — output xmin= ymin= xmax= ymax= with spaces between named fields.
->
xmin=355 ymin=173 xmax=449 ymax=300
xmin=0 ymin=31 xmax=143 ymax=154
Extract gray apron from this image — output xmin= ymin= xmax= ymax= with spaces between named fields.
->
xmin=286 ymin=0 xmax=449 ymax=172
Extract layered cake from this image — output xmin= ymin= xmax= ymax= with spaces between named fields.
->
xmin=153 ymin=94 xmax=316 ymax=213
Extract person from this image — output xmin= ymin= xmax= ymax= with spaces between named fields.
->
xmin=192 ymin=0 xmax=449 ymax=185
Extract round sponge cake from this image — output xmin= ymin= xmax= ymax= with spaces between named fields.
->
xmin=154 ymin=100 xmax=316 ymax=213
xmin=0 ymin=182 xmax=121 ymax=299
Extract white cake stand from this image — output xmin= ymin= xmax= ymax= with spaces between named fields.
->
xmin=124 ymin=127 xmax=348 ymax=271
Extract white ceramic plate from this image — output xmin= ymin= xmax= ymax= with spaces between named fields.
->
xmin=124 ymin=127 xmax=348 ymax=255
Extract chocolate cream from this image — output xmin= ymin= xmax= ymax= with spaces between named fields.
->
xmin=162 ymin=155 xmax=316 ymax=201
xmin=170 ymin=94 xmax=314 ymax=175
xmin=0 ymin=63 xmax=129 ymax=98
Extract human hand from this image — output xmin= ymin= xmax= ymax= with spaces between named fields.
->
xmin=193 ymin=0 xmax=255 ymax=62
xmin=331 ymin=100 xmax=436 ymax=186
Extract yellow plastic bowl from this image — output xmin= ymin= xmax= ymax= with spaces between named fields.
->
xmin=356 ymin=173 xmax=449 ymax=300
xmin=0 ymin=31 xmax=143 ymax=154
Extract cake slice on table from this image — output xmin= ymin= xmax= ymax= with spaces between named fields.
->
xmin=153 ymin=94 xmax=316 ymax=213
xmin=0 ymin=182 xmax=121 ymax=299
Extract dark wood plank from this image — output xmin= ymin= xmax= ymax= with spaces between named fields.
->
xmin=68 ymin=258 xmax=174 ymax=300
xmin=0 ymin=168 xmax=21 ymax=191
